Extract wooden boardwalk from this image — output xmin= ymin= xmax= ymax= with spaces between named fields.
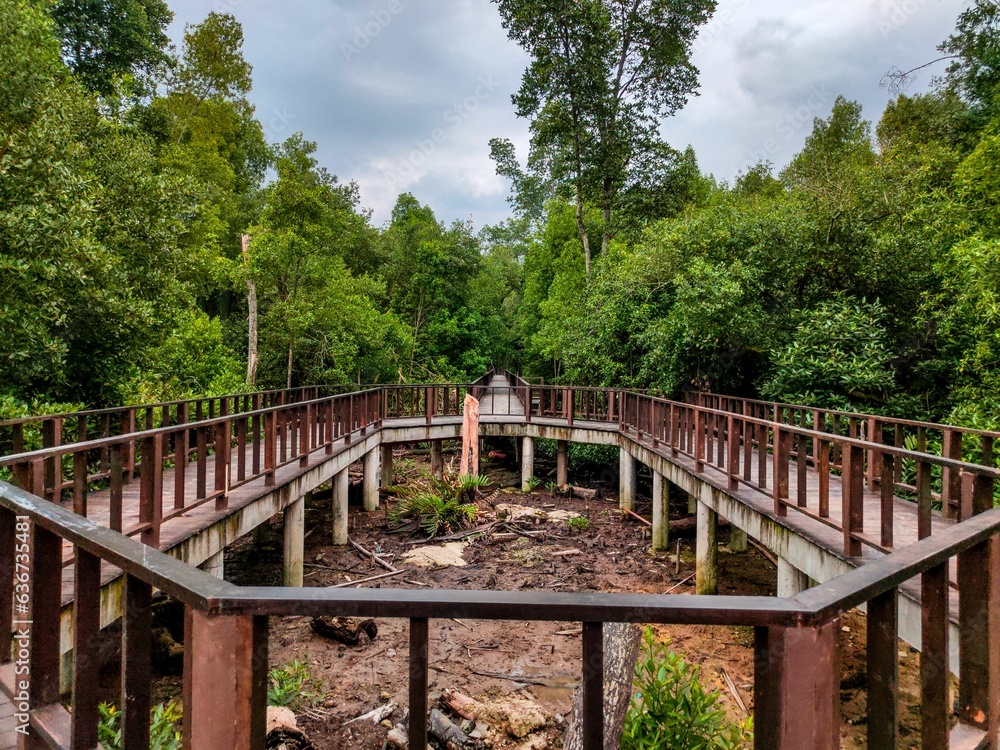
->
xmin=45 ymin=375 xmax=953 ymax=609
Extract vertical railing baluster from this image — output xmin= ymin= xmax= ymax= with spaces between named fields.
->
xmin=27 ymin=520 xmax=62 ymax=742
xmin=818 ymin=438 xmax=830 ymax=518
xmin=920 ymin=563 xmax=949 ymax=749
xmin=843 ymin=443 xmax=864 ymax=556
xmin=867 ymin=587 xmax=899 ymax=750
xmin=175 ymin=405 xmax=188 ymax=511
xmin=796 ymin=433 xmax=807 ymax=508
xmin=71 ymin=548 xmax=101 ymax=750
xmin=237 ymin=416 xmax=247 ymax=482
xmin=215 ymin=401 xmax=231 ymax=512
xmin=409 ymin=617 xmax=429 ymax=750
xmin=916 ymin=458 xmax=932 ymax=541
xmin=942 ymin=429 xmax=963 ymax=521
xmin=265 ymin=412 xmax=277 ymax=486
xmin=73 ymin=448 xmax=88 ymax=517
xmin=773 ymin=426 xmax=790 ymax=517
xmin=881 ymin=450 xmax=895 ymax=548
xmin=582 ymin=622 xmax=605 ymax=750
xmin=728 ymin=415 xmax=739 ymax=491
xmin=110 ymin=444 xmax=124 ymax=532
xmin=122 ymin=575 xmax=153 ymax=749
xmin=196 ymin=426 xmax=208 ymax=500
xmin=0 ymin=508 xmax=13 ymax=669
xmin=140 ymin=434 xmax=162 ymax=547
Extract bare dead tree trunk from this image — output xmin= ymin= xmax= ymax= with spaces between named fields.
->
xmin=243 ymin=234 xmax=259 ymax=389
xmin=576 ymin=183 xmax=591 ymax=276
xmin=286 ymin=340 xmax=294 ymax=390
xmin=563 ymin=622 xmax=641 ymax=750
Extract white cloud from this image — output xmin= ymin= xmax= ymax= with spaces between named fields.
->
xmin=168 ymin=0 xmax=967 ymax=223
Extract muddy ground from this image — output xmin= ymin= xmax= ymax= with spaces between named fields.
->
xmin=145 ymin=441 xmax=928 ymax=749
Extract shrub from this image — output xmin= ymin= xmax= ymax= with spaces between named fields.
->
xmin=98 ymin=701 xmax=183 ymax=750
xmin=387 ymin=474 xmax=487 ymax=536
xmin=622 ymin=629 xmax=753 ymax=750
xmin=268 ymin=659 xmax=323 ymax=712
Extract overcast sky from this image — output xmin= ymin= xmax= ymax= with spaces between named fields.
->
xmin=167 ymin=0 xmax=966 ymax=228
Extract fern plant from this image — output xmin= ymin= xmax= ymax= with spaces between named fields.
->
xmin=387 ymin=474 xmax=487 ymax=536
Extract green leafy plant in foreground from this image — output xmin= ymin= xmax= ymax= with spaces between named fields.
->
xmin=622 ymin=628 xmax=753 ymax=750
xmin=567 ymin=515 xmax=590 ymax=533
xmin=268 ymin=659 xmax=323 ymax=712
xmin=98 ymin=701 xmax=183 ymax=750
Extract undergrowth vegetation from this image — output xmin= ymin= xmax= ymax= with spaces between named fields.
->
xmin=622 ymin=629 xmax=753 ymax=750
xmin=386 ymin=473 xmax=491 ymax=537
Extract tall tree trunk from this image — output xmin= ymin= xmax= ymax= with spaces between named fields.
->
xmin=243 ymin=235 xmax=259 ymax=389
xmin=601 ymin=178 xmax=613 ymax=257
xmin=286 ymin=340 xmax=294 ymax=390
xmin=576 ymin=183 xmax=591 ymax=276
xmin=563 ymin=623 xmax=641 ymax=750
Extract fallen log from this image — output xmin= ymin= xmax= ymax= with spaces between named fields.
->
xmin=343 ymin=701 xmax=396 ymax=726
xmin=328 ymin=569 xmax=405 ymax=588
xmin=349 ymin=537 xmax=398 ymax=573
xmin=310 ymin=616 xmax=378 ymax=646
xmin=572 ymin=486 xmax=600 ymax=502
xmin=429 ymin=708 xmax=469 ymax=750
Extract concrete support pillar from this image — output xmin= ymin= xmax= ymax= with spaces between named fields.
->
xmin=200 ymin=550 xmax=225 ymax=580
xmin=696 ymin=500 xmax=718 ymax=595
xmin=332 ymin=468 xmax=349 ymax=545
xmin=283 ymin=496 xmax=305 ymax=588
xmin=777 ymin=558 xmax=811 ymax=598
xmin=363 ymin=449 xmax=380 ymax=512
xmin=253 ymin=521 xmax=272 ymax=546
xmin=557 ymin=440 xmax=569 ymax=486
xmin=619 ymin=448 xmax=637 ymax=510
xmin=652 ymin=471 xmax=669 ymax=552
xmin=521 ymin=436 xmax=535 ymax=491
xmin=430 ymin=440 xmax=443 ymax=479
xmin=380 ymin=443 xmax=394 ymax=487
xmin=729 ymin=527 xmax=748 ymax=553
xmin=687 ymin=493 xmax=697 ymax=515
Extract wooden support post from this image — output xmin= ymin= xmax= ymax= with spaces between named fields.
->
xmin=521 ymin=436 xmax=535 ymax=492
xmin=363 ymin=449 xmax=380 ymax=512
xmin=183 ymin=610 xmax=268 ymax=750
xmin=200 ymin=550 xmax=225 ymax=580
xmin=581 ymin=622 xmax=605 ymax=750
xmin=651 ymin=471 xmax=669 ymax=552
xmin=380 ymin=443 xmax=394 ymax=488
xmin=696 ymin=500 xmax=717 ymax=595
xmin=283 ymin=496 xmax=305 ymax=588
xmin=773 ymin=426 xmax=790 ymax=518
xmin=777 ymin=558 xmax=810 ymax=597
xmin=332 ymin=468 xmax=349 ymax=546
xmin=619 ymin=448 xmax=636 ymax=511
xmin=409 ymin=617 xmax=430 ymax=750
xmin=754 ymin=621 xmax=839 ymax=750
xmin=557 ymin=440 xmax=569 ymax=487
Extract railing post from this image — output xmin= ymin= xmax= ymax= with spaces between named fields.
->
xmin=264 ymin=412 xmax=276 ymax=486
xmin=175 ymin=403 xmax=189 ymax=510
xmin=139 ymin=434 xmax=163 ymax=548
xmin=921 ymin=563 xmax=950 ymax=749
xmin=41 ymin=417 xmax=62 ymax=501
xmin=754 ymin=622 xmax=839 ymax=750
xmin=695 ymin=408 xmax=705 ymax=472
xmin=0 ymin=509 xmax=12 ymax=669
xmin=773 ymin=426 xmax=790 ymax=517
xmin=727 ymin=415 xmax=739 ymax=492
xmin=409 ymin=617 xmax=430 ymax=750
xmin=880 ymin=450 xmax=894 ymax=548
xmin=565 ymin=387 xmax=574 ymax=426
xmin=942 ymin=429 xmax=963 ymax=520
xmin=183 ymin=610 xmax=268 ymax=750
xmin=843 ymin=443 xmax=864 ymax=557
xmin=425 ymin=386 xmax=433 ymax=426
xmin=71 ymin=548 xmax=102 ymax=750
xmin=27 ymin=522 xmax=63 ymax=738
xmin=957 ymin=462 xmax=999 ymax=738
xmin=215 ymin=401 xmax=232 ymax=511
xmin=582 ymin=622 xmax=605 ymax=750
xmin=867 ymin=588 xmax=899 ymax=750
xmin=866 ymin=418 xmax=882 ymax=490
xmin=299 ymin=404 xmax=310 ymax=468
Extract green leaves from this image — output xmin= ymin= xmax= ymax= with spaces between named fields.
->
xmin=622 ymin=628 xmax=752 ymax=750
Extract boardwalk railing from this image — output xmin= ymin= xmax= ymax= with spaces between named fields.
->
xmin=3 ymin=479 xmax=999 ymax=749
xmin=3 ymin=376 xmax=999 ymax=560
xmin=696 ymin=392 xmax=1000 ymax=520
